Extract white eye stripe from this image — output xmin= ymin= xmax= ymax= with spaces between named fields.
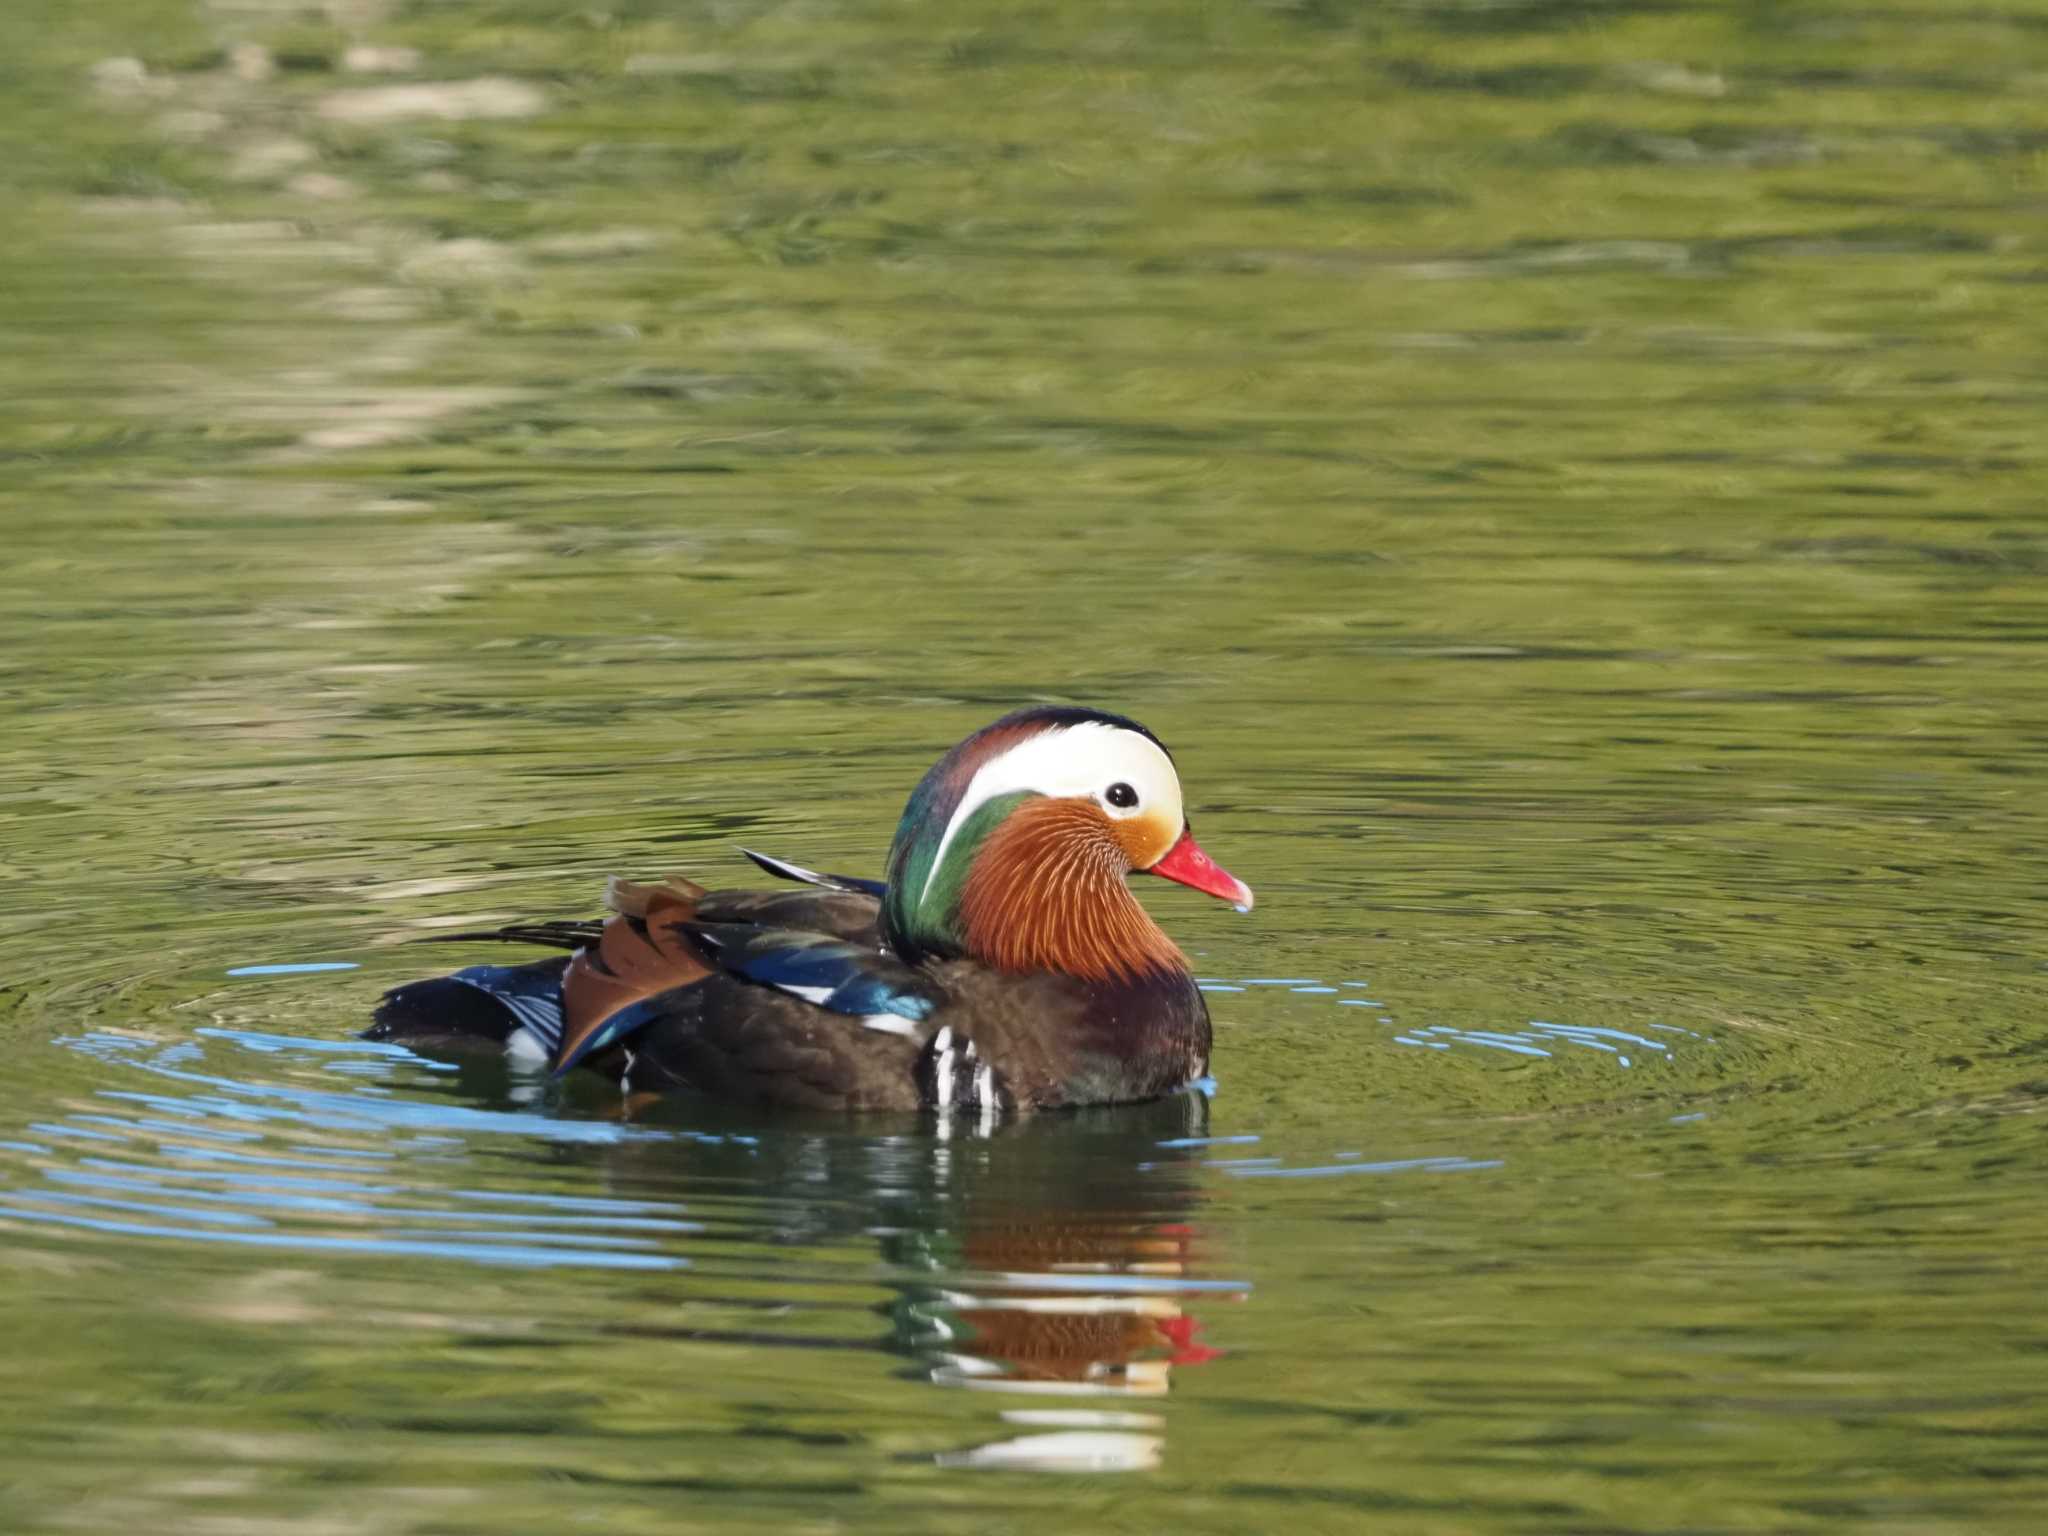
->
xmin=918 ymin=723 xmax=1183 ymax=907
xmin=1100 ymin=780 xmax=1142 ymax=816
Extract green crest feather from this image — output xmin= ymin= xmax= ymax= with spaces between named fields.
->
xmin=884 ymin=791 xmax=1030 ymax=960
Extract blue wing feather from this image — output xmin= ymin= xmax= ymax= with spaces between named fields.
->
xmin=548 ymin=863 xmax=912 ymax=1077
xmin=685 ymin=923 xmax=938 ymax=1022
xmin=451 ymin=962 xmax=567 ymax=1058
xmin=554 ymin=992 xmax=676 ymax=1073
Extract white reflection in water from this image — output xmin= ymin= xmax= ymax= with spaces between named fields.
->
xmin=936 ymin=1429 xmax=1162 ymax=1473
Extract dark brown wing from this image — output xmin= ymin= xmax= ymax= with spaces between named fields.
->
xmin=555 ymin=888 xmax=711 ymax=1070
xmin=555 ymin=882 xmax=885 ymax=1071
xmin=695 ymin=887 xmax=883 ymax=945
xmin=621 ymin=974 xmax=926 ymax=1111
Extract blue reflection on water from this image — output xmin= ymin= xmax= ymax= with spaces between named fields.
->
xmin=226 ymin=962 xmax=361 ymax=976
xmin=0 ymin=1028 xmax=700 ymax=1271
xmin=0 ymin=1206 xmax=683 ymax=1268
xmin=1170 ymin=969 xmax=1730 ymax=1183
xmin=63 ymin=1030 xmax=660 ymax=1142
xmin=1227 ymin=1156 xmax=1503 ymax=1180
xmin=1208 ymin=969 xmax=1709 ymax=1070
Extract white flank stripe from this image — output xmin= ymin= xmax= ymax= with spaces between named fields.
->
xmin=974 ymin=1063 xmax=995 ymax=1107
xmin=933 ymin=1026 xmax=955 ymax=1110
xmin=861 ymin=1013 xmax=921 ymax=1037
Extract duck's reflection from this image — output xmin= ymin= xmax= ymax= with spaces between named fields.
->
xmin=902 ymin=1226 xmax=1217 ymax=1470
xmin=879 ymin=1095 xmax=1239 ymax=1470
xmin=587 ymin=1083 xmax=1241 ymax=1471
xmin=20 ymin=1027 xmax=1245 ymax=1477
xmin=902 ymin=1212 xmax=1220 ymax=1397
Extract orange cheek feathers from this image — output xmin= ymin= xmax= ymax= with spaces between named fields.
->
xmin=958 ymin=799 xmax=1187 ymax=981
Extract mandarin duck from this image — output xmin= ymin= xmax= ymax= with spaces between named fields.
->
xmin=367 ymin=706 xmax=1252 ymax=1115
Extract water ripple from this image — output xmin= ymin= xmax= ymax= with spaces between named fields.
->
xmin=0 ymin=1029 xmax=703 ymax=1270
xmin=1207 ymin=972 xmax=1714 ymax=1072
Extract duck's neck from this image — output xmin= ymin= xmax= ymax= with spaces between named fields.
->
xmin=955 ymin=799 xmax=1187 ymax=983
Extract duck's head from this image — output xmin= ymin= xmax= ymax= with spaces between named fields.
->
xmin=882 ymin=706 xmax=1252 ymax=981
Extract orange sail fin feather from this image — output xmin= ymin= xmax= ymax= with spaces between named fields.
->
xmin=556 ymin=887 xmax=711 ymax=1070
xmin=604 ymin=874 xmax=707 ymax=918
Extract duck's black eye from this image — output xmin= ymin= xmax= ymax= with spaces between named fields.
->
xmin=1105 ymin=782 xmax=1139 ymax=810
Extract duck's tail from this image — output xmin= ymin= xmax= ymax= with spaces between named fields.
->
xmin=367 ymin=955 xmax=574 ymax=1064
xmin=367 ymin=875 xmax=714 ymax=1071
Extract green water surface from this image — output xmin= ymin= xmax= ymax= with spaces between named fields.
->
xmin=2 ymin=1 xmax=2046 ymax=1531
